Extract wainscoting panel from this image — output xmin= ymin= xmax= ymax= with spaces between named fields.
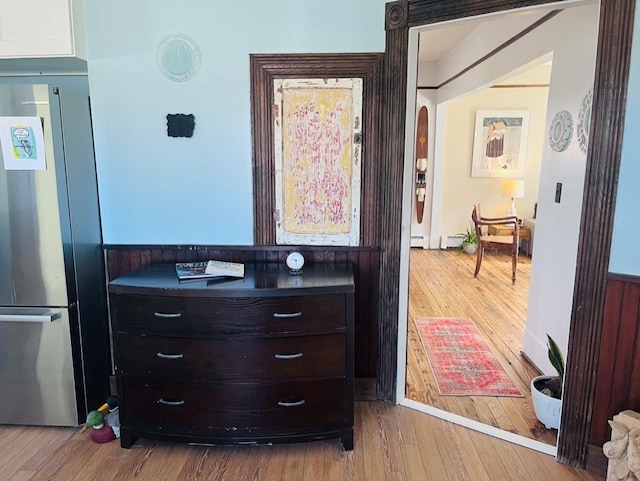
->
xmin=590 ymin=274 xmax=640 ymax=448
xmin=104 ymin=245 xmax=380 ymax=379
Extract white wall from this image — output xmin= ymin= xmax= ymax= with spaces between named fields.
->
xmin=523 ymin=4 xmax=599 ymax=373
xmin=83 ymin=0 xmax=388 ymax=244
xmin=438 ymin=84 xmax=548 ymax=237
xmin=610 ymin=4 xmax=640 ymax=276
xmin=413 ymin=71 xmax=551 ymax=246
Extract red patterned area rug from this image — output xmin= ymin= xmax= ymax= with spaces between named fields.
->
xmin=414 ymin=317 xmax=523 ymax=397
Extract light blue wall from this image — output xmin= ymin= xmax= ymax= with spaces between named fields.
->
xmin=84 ymin=1 xmax=388 ymax=244
xmin=0 ymin=76 xmax=88 ymax=92
xmin=610 ymin=4 xmax=640 ymax=275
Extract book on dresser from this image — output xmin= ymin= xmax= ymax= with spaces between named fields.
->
xmin=175 ymin=260 xmax=244 ymax=282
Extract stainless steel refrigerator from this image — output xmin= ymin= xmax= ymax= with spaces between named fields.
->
xmin=0 ymin=84 xmax=110 ymax=426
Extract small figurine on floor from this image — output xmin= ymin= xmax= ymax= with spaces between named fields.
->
xmin=81 ymin=395 xmax=120 ymax=443
xmin=86 ymin=410 xmax=115 ymax=443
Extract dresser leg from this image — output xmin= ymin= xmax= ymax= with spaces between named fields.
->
xmin=341 ymin=431 xmax=354 ymax=451
xmin=120 ymin=429 xmax=134 ymax=449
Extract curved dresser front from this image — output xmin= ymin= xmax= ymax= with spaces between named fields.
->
xmin=108 ymin=262 xmax=355 ymax=450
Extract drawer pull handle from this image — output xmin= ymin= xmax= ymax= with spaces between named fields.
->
xmin=158 ymin=399 xmax=185 ymax=406
xmin=156 ymin=352 xmax=184 ymax=360
xmin=275 ymin=353 xmax=303 ymax=360
xmin=273 ymin=312 xmax=302 ymax=318
xmin=154 ymin=312 xmax=182 ymax=318
xmin=278 ymin=400 xmax=306 ymax=408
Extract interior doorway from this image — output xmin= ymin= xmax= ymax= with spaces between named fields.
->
xmin=407 ymin=63 xmax=553 ymax=449
xmin=396 ymin=1 xmax=600 ymax=456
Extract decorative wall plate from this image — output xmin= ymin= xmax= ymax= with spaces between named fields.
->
xmin=156 ymin=34 xmax=201 ymax=82
xmin=548 ymin=110 xmax=573 ymax=152
xmin=577 ymin=89 xmax=593 ymax=154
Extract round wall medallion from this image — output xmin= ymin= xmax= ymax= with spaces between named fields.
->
xmin=577 ymin=89 xmax=593 ymax=154
xmin=387 ymin=4 xmax=407 ymax=28
xmin=156 ymin=34 xmax=201 ymax=82
xmin=548 ymin=110 xmax=573 ymax=152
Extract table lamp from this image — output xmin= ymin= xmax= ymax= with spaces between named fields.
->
xmin=502 ymin=179 xmax=524 ymax=218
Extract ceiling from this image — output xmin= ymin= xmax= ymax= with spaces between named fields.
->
xmin=417 ymin=7 xmax=560 ymax=73
xmin=418 ymin=23 xmax=480 ymax=64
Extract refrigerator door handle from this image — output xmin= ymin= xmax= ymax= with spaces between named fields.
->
xmin=0 ymin=311 xmax=61 ymax=323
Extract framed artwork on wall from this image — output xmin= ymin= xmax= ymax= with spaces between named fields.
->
xmin=273 ymin=77 xmax=363 ymax=246
xmin=471 ymin=109 xmax=530 ymax=178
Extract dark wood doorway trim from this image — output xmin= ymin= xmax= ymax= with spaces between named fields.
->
xmin=380 ymin=0 xmax=634 ymax=468
xmin=250 ymin=53 xmax=383 ymax=247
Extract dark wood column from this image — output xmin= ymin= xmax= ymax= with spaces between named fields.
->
xmin=377 ymin=0 xmax=409 ymax=401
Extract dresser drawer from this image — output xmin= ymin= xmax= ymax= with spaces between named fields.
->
xmin=117 ymin=333 xmax=346 ymax=380
xmin=121 ymin=377 xmax=347 ymax=431
xmin=111 ymin=293 xmax=346 ymax=337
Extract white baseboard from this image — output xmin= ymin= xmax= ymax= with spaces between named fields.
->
xmin=410 ymin=236 xmax=424 ymax=248
xmin=429 ymin=236 xmax=441 ymax=249
xmin=440 ymin=234 xmax=464 ymax=249
xmin=415 ymin=235 xmax=465 ymax=249
xmin=522 ymin=329 xmax=551 ymax=376
xmin=400 ymin=398 xmax=557 ymax=456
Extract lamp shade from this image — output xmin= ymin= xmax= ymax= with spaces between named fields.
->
xmin=502 ymin=179 xmax=525 ymax=199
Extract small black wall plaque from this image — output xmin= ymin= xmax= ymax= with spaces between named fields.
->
xmin=166 ymin=113 xmax=195 ymax=137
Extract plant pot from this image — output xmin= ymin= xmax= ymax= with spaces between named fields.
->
xmin=531 ymin=375 xmax=562 ymax=430
xmin=462 ymin=243 xmax=477 ymax=254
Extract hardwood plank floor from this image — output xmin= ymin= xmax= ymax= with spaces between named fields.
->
xmin=406 ymin=247 xmax=557 ymax=446
xmin=0 ymin=402 xmax=601 ymax=481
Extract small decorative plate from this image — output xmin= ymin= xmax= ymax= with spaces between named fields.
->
xmin=577 ymin=89 xmax=593 ymax=154
xmin=156 ymin=34 xmax=201 ymax=82
xmin=548 ymin=110 xmax=573 ymax=152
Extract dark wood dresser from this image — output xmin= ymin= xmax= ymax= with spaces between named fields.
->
xmin=108 ymin=262 xmax=355 ymax=450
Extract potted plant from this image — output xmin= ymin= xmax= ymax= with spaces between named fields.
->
xmin=459 ymin=223 xmax=477 ymax=254
xmin=531 ymin=334 xmax=565 ymax=429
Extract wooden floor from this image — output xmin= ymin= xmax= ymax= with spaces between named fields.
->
xmin=406 ymin=248 xmax=558 ymax=446
xmin=0 ymin=402 xmax=601 ymax=481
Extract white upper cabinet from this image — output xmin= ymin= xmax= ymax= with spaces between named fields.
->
xmin=0 ymin=0 xmax=86 ymax=59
